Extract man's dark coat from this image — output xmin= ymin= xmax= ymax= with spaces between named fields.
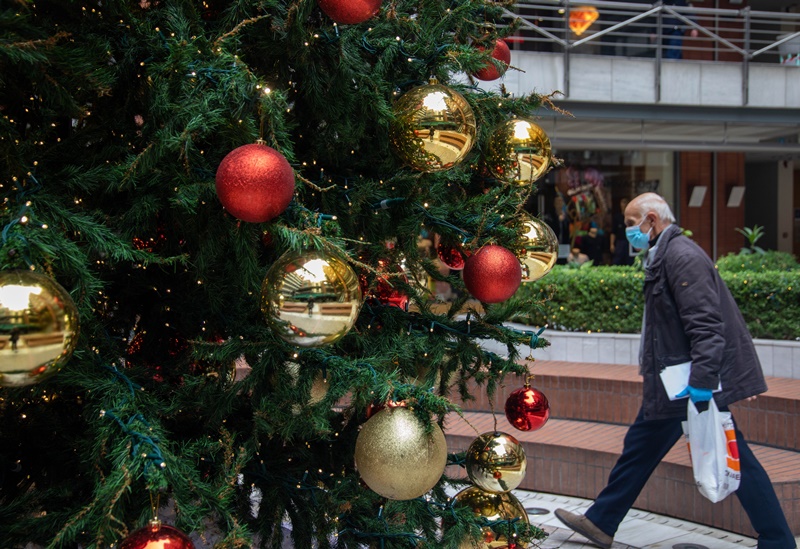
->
xmin=639 ymin=224 xmax=768 ymax=420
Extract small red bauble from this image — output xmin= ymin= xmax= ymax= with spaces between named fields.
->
xmin=318 ymin=0 xmax=381 ymax=25
xmin=215 ymin=143 xmax=295 ymax=223
xmin=505 ymin=385 xmax=550 ymax=432
xmin=473 ymin=39 xmax=511 ymax=81
xmin=119 ymin=522 xmax=195 ymax=549
xmin=359 ymin=259 xmax=410 ymax=311
xmin=462 ymin=244 xmax=521 ymax=303
xmin=373 ymin=276 xmax=409 ymax=311
xmin=437 ymin=243 xmax=466 ymax=271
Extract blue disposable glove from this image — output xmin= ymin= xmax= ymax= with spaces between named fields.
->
xmin=675 ymin=385 xmax=713 ymax=403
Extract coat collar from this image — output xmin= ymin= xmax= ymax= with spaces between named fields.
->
xmin=644 ymin=224 xmax=681 ymax=278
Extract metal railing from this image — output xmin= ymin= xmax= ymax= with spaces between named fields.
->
xmin=501 ymin=1 xmax=800 ymax=102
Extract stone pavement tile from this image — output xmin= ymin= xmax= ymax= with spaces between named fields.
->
xmin=614 ymin=519 xmax=689 ymax=548
xmin=513 ymin=490 xmax=768 ymax=549
xmin=537 ymin=524 xmax=578 ymax=548
xmin=648 ymin=532 xmax=755 ymax=549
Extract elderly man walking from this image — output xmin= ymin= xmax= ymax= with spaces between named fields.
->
xmin=554 ymin=193 xmax=796 ymax=549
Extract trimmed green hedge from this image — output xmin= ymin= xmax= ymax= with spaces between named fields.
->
xmin=714 ymin=250 xmax=798 ymax=273
xmin=513 ymin=264 xmax=800 ymax=340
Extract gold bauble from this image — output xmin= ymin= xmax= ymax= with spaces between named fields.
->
xmin=518 ymin=214 xmax=558 ymax=282
xmin=0 ymin=270 xmax=79 ymax=387
xmin=354 ymin=407 xmax=448 ymax=500
xmin=262 ymin=249 xmax=362 ymax=347
xmin=486 ymin=119 xmax=551 ymax=185
xmin=454 ymin=486 xmax=530 ymax=549
xmin=389 ymin=79 xmax=477 ymax=172
xmin=465 ymin=431 xmax=527 ymax=493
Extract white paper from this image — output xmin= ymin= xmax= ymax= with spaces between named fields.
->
xmin=659 ymin=361 xmax=721 ymax=400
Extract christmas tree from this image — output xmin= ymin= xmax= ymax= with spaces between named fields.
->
xmin=1 ymin=0 xmax=559 ymax=547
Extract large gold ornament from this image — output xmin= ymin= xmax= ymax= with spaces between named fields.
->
xmin=262 ymin=249 xmax=362 ymax=347
xmin=453 ymin=486 xmax=530 ymax=549
xmin=0 ymin=270 xmax=79 ymax=387
xmin=466 ymin=431 xmax=527 ymax=493
xmin=354 ymin=407 xmax=448 ymax=500
xmin=518 ymin=214 xmax=558 ymax=283
xmin=389 ymin=78 xmax=477 ymax=172
xmin=486 ymin=118 xmax=551 ymax=185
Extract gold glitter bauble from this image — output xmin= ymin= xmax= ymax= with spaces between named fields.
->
xmin=486 ymin=118 xmax=551 ymax=185
xmin=465 ymin=431 xmax=527 ymax=493
xmin=389 ymin=79 xmax=477 ymax=173
xmin=518 ymin=214 xmax=558 ymax=283
xmin=262 ymin=249 xmax=362 ymax=347
xmin=0 ymin=270 xmax=79 ymax=387
xmin=454 ymin=486 xmax=529 ymax=549
xmin=354 ymin=407 xmax=448 ymax=500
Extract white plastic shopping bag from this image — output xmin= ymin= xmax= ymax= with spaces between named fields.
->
xmin=681 ymin=399 xmax=741 ymax=503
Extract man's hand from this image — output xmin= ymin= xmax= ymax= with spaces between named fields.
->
xmin=675 ymin=385 xmax=713 ymax=403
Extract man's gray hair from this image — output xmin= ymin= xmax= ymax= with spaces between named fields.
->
xmin=635 ymin=193 xmax=676 ymax=223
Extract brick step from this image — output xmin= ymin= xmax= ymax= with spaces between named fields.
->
xmin=444 ymin=411 xmax=800 ymax=538
xmin=451 ymin=360 xmax=800 ymax=451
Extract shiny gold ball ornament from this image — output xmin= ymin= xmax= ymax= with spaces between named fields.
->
xmin=354 ymin=406 xmax=448 ymax=500
xmin=486 ymin=118 xmax=551 ymax=185
xmin=262 ymin=249 xmax=362 ymax=347
xmin=0 ymin=270 xmax=79 ymax=387
xmin=453 ymin=486 xmax=530 ymax=549
xmin=466 ymin=431 xmax=527 ymax=493
xmin=389 ymin=78 xmax=477 ymax=172
xmin=519 ymin=214 xmax=558 ymax=282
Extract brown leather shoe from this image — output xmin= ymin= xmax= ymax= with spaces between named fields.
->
xmin=554 ymin=508 xmax=613 ymax=549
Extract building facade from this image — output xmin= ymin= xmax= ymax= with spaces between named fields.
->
xmin=490 ymin=0 xmax=800 ymax=260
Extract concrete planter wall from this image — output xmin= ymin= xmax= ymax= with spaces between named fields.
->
xmin=495 ymin=323 xmax=800 ymax=380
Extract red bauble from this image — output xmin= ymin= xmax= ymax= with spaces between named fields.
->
xmin=473 ymin=39 xmax=511 ymax=81
xmin=437 ymin=243 xmax=466 ymax=270
xmin=359 ymin=259 xmax=410 ymax=311
xmin=119 ymin=522 xmax=195 ymax=549
xmin=318 ymin=0 xmax=381 ymax=24
xmin=373 ymin=275 xmax=409 ymax=311
xmin=215 ymin=143 xmax=295 ymax=223
xmin=462 ymin=244 xmax=521 ymax=303
xmin=505 ymin=385 xmax=550 ymax=432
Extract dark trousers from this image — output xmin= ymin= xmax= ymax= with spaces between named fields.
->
xmin=585 ymin=406 xmax=796 ymax=549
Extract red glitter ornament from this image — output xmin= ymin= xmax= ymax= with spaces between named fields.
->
xmin=462 ymin=244 xmax=521 ymax=303
xmin=119 ymin=522 xmax=195 ymax=549
xmin=318 ymin=0 xmax=381 ymax=25
xmin=472 ymin=39 xmax=511 ymax=81
xmin=215 ymin=143 xmax=295 ymax=223
xmin=505 ymin=383 xmax=550 ymax=432
xmin=437 ymin=242 xmax=466 ymax=270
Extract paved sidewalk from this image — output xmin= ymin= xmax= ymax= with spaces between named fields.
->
xmin=514 ymin=490 xmax=798 ymax=549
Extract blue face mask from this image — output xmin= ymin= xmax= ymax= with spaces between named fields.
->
xmin=625 ymin=218 xmax=652 ymax=250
